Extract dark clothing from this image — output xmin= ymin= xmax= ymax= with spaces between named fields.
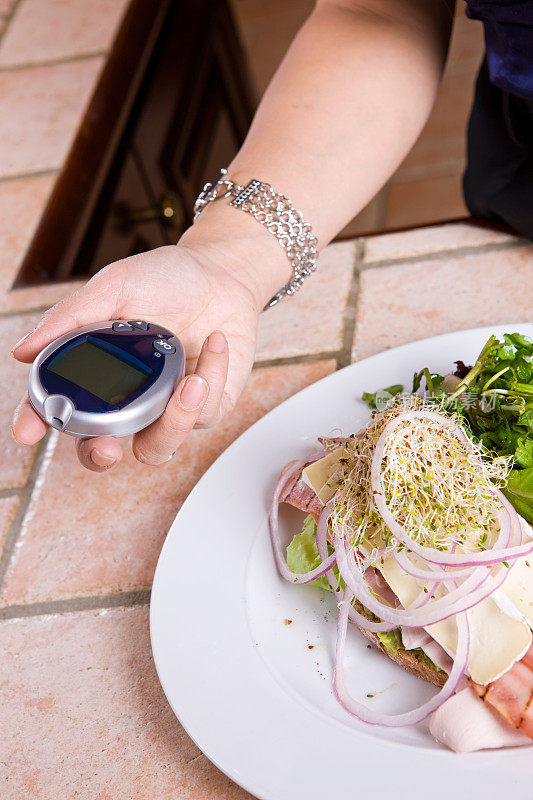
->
xmin=466 ymin=1 xmax=533 ymax=100
xmin=463 ymin=0 xmax=533 ymax=239
xmin=463 ymin=58 xmax=533 ymax=239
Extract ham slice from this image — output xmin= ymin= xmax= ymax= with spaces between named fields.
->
xmin=430 ymin=687 xmax=531 ymax=752
xmin=279 ymin=461 xmax=323 ymax=520
xmin=422 ymin=639 xmax=455 ymax=676
xmin=481 ymin=662 xmax=533 ymax=727
xmin=401 ymin=626 xmax=432 ymax=650
xmin=472 ymin=643 xmax=533 ymax=738
xmin=281 ymin=456 xmax=533 ymax=750
xmin=364 ymin=565 xmax=399 ymax=607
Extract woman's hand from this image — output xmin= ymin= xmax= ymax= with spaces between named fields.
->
xmin=10 ymin=226 xmax=280 ymax=471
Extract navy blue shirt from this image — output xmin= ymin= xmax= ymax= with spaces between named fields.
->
xmin=466 ymin=1 xmax=533 ymax=99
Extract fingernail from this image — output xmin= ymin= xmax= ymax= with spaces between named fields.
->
xmin=179 ymin=376 xmax=208 ymax=410
xmin=90 ymin=449 xmax=116 ymax=467
xmin=10 ymin=330 xmax=33 ymax=357
xmin=207 ymin=331 xmax=226 ymax=354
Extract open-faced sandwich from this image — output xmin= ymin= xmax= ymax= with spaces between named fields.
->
xmin=269 ymin=332 xmax=533 ymax=752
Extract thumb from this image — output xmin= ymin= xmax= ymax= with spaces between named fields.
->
xmin=11 ymin=266 xmax=125 ymax=363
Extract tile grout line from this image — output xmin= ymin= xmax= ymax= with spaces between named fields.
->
xmin=253 ymin=349 xmax=340 ymax=370
xmin=0 ymin=167 xmax=59 ymax=185
xmin=0 ymin=0 xmax=23 ymax=49
xmin=0 ymin=429 xmax=58 ymax=593
xmin=1 ymin=230 xmax=522 ymax=619
xmin=0 ymin=303 xmax=52 ymax=320
xmin=358 ymin=237 xmax=527 ymax=271
xmin=0 ymin=486 xmax=23 ymax=499
xmin=336 ymin=239 xmax=363 ymax=369
xmin=0 ymin=589 xmax=151 ymax=621
xmin=0 ymin=236 xmax=526 ymax=323
xmin=0 ymin=49 xmax=108 ymax=72
xmin=1 ymin=593 xmax=152 ymax=622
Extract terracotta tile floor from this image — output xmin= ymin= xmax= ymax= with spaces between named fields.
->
xmin=0 ymin=173 xmax=57 ymax=299
xmin=1 ymin=360 xmax=335 ymax=607
xmin=256 ymin=241 xmax=356 ymax=360
xmin=0 ymin=0 xmax=16 ymax=16
xmin=0 ymin=58 xmax=104 ymax=178
xmin=1 ymin=224 xmax=531 ymax=798
xmin=0 ymin=312 xmax=42 ymax=489
xmin=0 ymin=496 xmax=20 ymax=555
xmin=363 ymin=221 xmax=518 ymax=265
xmin=1 ymin=606 xmax=254 ymax=799
xmin=0 ymin=0 xmax=531 ymax=797
xmin=353 ymin=245 xmax=533 ymax=361
xmin=0 ymin=0 xmax=129 ymax=66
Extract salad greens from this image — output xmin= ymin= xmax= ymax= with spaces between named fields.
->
xmin=287 ymin=515 xmax=442 ymax=668
xmin=363 ymin=332 xmax=533 ymax=523
xmin=362 ymin=384 xmax=403 ymax=409
xmin=286 ymin=514 xmax=331 ymax=592
xmin=503 ymin=469 xmax=533 ymax=523
xmin=287 ymin=514 xmax=346 ymax=593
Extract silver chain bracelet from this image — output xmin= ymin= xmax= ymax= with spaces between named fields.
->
xmin=193 ymin=168 xmax=318 ymax=309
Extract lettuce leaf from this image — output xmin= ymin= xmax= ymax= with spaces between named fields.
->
xmin=503 ymin=467 xmax=533 ymax=524
xmin=515 ymin=438 xmax=533 ymax=469
xmin=286 ymin=516 xmax=404 ymax=658
xmin=286 ymin=515 xmax=330 ymax=591
xmin=286 ymin=516 xmax=442 ymax=672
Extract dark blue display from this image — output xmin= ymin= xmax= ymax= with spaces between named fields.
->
xmin=40 ymin=331 xmax=166 ymax=412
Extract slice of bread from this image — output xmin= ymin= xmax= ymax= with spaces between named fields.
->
xmin=350 ymin=599 xmax=447 ymax=688
xmin=360 ymin=627 xmax=447 ymax=688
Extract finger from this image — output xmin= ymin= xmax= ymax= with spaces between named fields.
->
xmin=194 ymin=331 xmax=229 ymax=428
xmin=76 ymin=436 xmax=124 ymax=472
xmin=12 ymin=393 xmax=48 ymax=445
xmin=213 ymin=329 xmax=257 ymax=421
xmin=10 ymin=264 xmax=124 ymax=363
xmin=132 ymin=374 xmax=208 ymax=465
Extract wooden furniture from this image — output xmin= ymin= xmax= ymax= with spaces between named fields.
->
xmin=15 ymin=0 xmax=255 ymax=286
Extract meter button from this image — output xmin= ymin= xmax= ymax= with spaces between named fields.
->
xmin=112 ymin=321 xmax=133 ymax=332
xmin=128 ymin=320 xmax=149 ymax=330
xmin=153 ymin=338 xmax=176 ymax=355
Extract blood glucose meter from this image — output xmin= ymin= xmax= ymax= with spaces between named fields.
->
xmin=28 ymin=320 xmax=185 ymax=438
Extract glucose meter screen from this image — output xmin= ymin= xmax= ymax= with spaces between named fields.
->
xmin=48 ymin=340 xmax=150 ymax=404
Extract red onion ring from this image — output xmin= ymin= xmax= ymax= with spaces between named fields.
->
xmin=270 ymin=407 xmax=531 ymax=729
xmin=316 ymin=504 xmax=340 ymax=593
xmin=316 ymin=506 xmax=402 ymax=631
xmin=370 ymin=410 xmax=533 ymax=566
xmin=409 ymin=581 xmax=439 ymax=609
xmin=335 ymin=530 xmax=505 ymax=629
xmin=269 ymin=457 xmax=336 ymax=584
xmin=394 ymin=551 xmax=479 ymax=582
xmin=333 ymin=588 xmax=470 ymax=726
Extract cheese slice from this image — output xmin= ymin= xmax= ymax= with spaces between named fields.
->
xmin=378 ymin=556 xmax=532 ymax=685
xmin=302 ymin=448 xmax=345 ymax=504
xmin=302 ymin=450 xmax=533 ymax=684
xmin=499 ymin=558 xmax=533 ymax=628
xmin=497 ymin=519 xmax=533 ymax=627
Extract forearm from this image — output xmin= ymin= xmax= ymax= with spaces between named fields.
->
xmin=181 ymin=0 xmax=454 ymax=307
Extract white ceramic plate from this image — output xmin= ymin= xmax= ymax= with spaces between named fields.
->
xmin=151 ymin=324 xmax=533 ymax=800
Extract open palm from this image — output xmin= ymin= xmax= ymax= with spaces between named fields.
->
xmin=11 ymin=244 xmax=260 ymax=471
